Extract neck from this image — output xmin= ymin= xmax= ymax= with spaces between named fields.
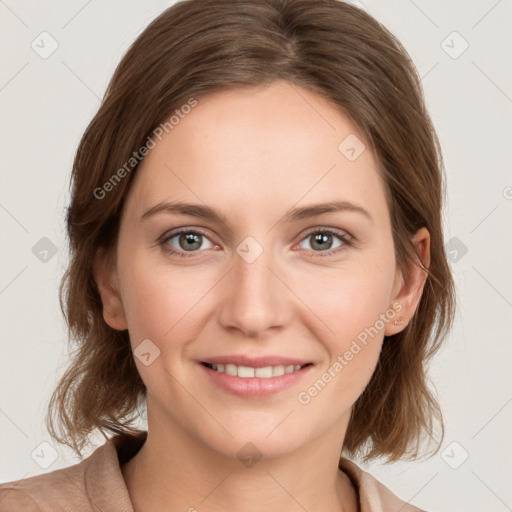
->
xmin=121 ymin=411 xmax=358 ymax=512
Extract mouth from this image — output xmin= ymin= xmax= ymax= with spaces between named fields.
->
xmin=200 ymin=361 xmax=313 ymax=379
xmin=198 ymin=360 xmax=315 ymax=398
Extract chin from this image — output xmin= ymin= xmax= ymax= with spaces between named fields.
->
xmin=198 ymin=425 xmax=304 ymax=462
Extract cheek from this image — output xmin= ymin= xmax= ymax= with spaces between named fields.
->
xmin=291 ymin=256 xmax=395 ymax=393
xmin=118 ymin=232 xmax=396 ymax=347
xmin=121 ymin=272 xmax=196 ymax=337
xmin=117 ymin=261 xmax=212 ymax=392
xmin=117 ymin=245 xmax=215 ymax=349
xmin=294 ymin=258 xmax=396 ymax=341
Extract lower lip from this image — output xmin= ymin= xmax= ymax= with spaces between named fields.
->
xmin=197 ymin=363 xmax=314 ymax=398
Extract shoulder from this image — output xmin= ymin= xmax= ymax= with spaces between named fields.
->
xmin=339 ymin=457 xmax=428 ymax=512
xmin=0 ymin=431 xmax=146 ymax=512
xmin=0 ymin=453 xmax=95 ymax=512
xmin=0 ymin=486 xmax=44 ymax=512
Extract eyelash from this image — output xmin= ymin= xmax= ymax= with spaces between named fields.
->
xmin=158 ymin=227 xmax=353 ymax=259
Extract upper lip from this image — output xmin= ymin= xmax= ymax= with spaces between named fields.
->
xmin=200 ymin=355 xmax=313 ymax=368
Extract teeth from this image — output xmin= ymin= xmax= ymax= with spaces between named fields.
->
xmin=209 ymin=363 xmax=304 ymax=378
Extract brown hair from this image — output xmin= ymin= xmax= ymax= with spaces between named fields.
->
xmin=46 ymin=0 xmax=456 ymax=462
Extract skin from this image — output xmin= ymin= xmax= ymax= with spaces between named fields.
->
xmin=93 ymin=80 xmax=430 ymax=512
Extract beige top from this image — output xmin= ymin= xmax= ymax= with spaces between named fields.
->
xmin=0 ymin=431 xmax=425 ymax=511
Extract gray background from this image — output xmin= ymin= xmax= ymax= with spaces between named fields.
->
xmin=1 ymin=1 xmax=511 ymax=510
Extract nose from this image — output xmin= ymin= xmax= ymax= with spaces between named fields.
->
xmin=218 ymin=245 xmax=291 ymax=338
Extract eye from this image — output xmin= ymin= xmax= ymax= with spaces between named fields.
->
xmin=159 ymin=228 xmax=215 ymax=258
xmin=296 ymin=228 xmax=352 ymax=258
xmin=158 ymin=227 xmax=352 ymax=259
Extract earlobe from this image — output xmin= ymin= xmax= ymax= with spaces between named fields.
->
xmin=92 ymin=248 xmax=128 ymax=331
xmin=385 ymin=227 xmax=431 ymax=336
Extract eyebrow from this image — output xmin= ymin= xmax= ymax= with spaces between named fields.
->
xmin=141 ymin=200 xmax=373 ymax=224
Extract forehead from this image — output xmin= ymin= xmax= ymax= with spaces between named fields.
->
xmin=124 ymin=81 xmax=388 ymax=225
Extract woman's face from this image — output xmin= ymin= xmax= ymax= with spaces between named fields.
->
xmin=96 ymin=80 xmax=426 ymax=459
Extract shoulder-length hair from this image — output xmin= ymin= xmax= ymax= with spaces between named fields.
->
xmin=46 ymin=0 xmax=456 ymax=462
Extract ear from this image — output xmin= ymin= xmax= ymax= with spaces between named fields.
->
xmin=92 ymin=247 xmax=128 ymax=331
xmin=385 ymin=227 xmax=431 ymax=336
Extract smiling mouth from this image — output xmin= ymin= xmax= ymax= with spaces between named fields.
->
xmin=201 ymin=362 xmax=313 ymax=379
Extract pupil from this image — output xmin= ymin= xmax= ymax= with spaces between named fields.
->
xmin=180 ymin=233 xmax=201 ymax=251
xmin=312 ymin=233 xmax=331 ymax=250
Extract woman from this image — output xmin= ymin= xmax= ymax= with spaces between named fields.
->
xmin=0 ymin=1 xmax=455 ymax=510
